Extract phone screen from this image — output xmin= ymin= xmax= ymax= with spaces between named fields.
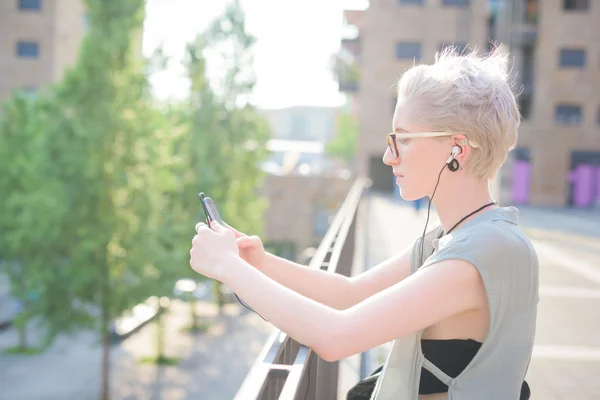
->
xmin=198 ymin=192 xmax=224 ymax=225
xmin=204 ymin=197 xmax=224 ymax=224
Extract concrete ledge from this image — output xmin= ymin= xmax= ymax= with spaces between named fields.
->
xmin=110 ymin=296 xmax=166 ymax=342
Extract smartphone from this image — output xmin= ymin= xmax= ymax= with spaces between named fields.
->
xmin=198 ymin=192 xmax=224 ymax=225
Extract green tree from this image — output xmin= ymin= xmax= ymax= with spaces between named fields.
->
xmin=326 ymin=113 xmax=358 ymax=165
xmin=0 ymin=1 xmax=179 ymax=398
xmin=0 ymin=93 xmax=75 ymax=353
xmin=177 ymin=0 xmax=271 ymax=315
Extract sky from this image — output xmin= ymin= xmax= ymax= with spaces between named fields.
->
xmin=143 ymin=0 xmax=367 ymax=109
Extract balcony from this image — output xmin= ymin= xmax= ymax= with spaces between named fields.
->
xmin=233 ymin=180 xmax=600 ymax=399
xmin=341 ymin=38 xmax=360 ymax=59
xmin=234 ymin=178 xmax=367 ymax=400
xmin=493 ymin=0 xmax=538 ymax=47
xmin=336 ymin=62 xmax=359 ymax=93
xmin=508 ymin=22 xmax=537 ymax=47
xmin=511 ymin=0 xmax=538 ymax=47
xmin=520 ymin=66 xmax=534 ymax=95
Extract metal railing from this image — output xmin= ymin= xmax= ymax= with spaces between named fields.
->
xmin=234 ymin=177 xmax=367 ymax=400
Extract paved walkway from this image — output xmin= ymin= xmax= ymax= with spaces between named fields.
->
xmin=0 ymin=300 xmax=271 ymax=400
xmin=363 ymin=193 xmax=600 ymax=400
xmin=517 ymin=205 xmax=600 ymax=239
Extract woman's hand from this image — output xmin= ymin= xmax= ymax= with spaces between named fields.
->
xmin=189 ymin=221 xmax=239 ymax=282
xmin=223 ymin=222 xmax=267 ymax=271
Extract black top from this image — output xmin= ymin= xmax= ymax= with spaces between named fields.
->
xmin=346 ymin=339 xmax=531 ymax=400
xmin=419 ymin=338 xmax=482 ymax=394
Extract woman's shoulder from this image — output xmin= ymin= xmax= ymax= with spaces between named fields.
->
xmin=447 ymin=207 xmax=534 ymax=252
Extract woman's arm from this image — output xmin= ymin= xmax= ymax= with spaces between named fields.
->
xmin=224 ymin=256 xmax=486 ymax=362
xmin=258 ymin=252 xmax=353 ymax=310
xmin=257 ymin=246 xmax=413 ymax=310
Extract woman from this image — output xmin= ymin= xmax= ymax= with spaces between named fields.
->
xmin=189 ymin=46 xmax=539 ymax=400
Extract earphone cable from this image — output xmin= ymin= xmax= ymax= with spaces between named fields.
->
xmin=419 ymin=164 xmax=446 ymax=264
xmin=234 ymin=292 xmax=268 ymax=321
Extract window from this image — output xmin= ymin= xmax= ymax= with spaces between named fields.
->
xmin=396 ymin=42 xmax=421 ymax=60
xmin=555 ymin=105 xmax=582 ymax=125
xmin=521 ymin=45 xmax=535 ymax=89
xmin=513 ymin=148 xmax=531 ymax=162
xmin=442 ymin=0 xmax=470 ymax=6
xmin=439 ymin=42 xmax=469 ymax=54
xmin=16 ymin=41 xmax=39 ymax=58
xmin=559 ymin=49 xmax=586 ymax=67
xmin=563 ymin=0 xmax=588 ymax=11
xmin=519 ymin=94 xmax=533 ymax=120
xmin=399 ymin=0 xmax=424 ymax=4
xmin=18 ymin=0 xmax=41 ymax=10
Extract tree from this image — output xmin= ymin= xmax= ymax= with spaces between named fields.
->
xmin=0 ymin=1 xmax=179 ymax=398
xmin=0 ymin=93 xmax=76 ymax=353
xmin=326 ymin=112 xmax=358 ymax=166
xmin=177 ymin=0 xmax=270 ymax=314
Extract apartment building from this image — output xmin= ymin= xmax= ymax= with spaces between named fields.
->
xmin=0 ymin=0 xmax=87 ymax=103
xmin=339 ymin=0 xmax=600 ymax=208
xmin=495 ymin=0 xmax=600 ymax=208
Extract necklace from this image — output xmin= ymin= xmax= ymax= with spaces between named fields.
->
xmin=445 ymin=201 xmax=497 ymax=235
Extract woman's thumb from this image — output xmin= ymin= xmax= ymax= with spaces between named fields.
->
xmin=236 ymin=236 xmax=254 ymax=248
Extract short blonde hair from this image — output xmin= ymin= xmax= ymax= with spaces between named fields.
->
xmin=396 ymin=45 xmax=520 ymax=180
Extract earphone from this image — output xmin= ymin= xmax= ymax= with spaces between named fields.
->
xmin=446 ymin=145 xmax=462 ymax=172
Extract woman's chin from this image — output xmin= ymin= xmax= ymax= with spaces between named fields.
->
xmin=397 ymin=187 xmax=420 ymax=202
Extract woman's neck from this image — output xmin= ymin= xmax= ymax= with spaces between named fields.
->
xmin=432 ymin=179 xmax=496 ymax=234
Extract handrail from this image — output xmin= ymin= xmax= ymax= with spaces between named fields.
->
xmin=234 ymin=177 xmax=368 ymax=400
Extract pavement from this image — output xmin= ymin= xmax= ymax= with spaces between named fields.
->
xmin=0 ymin=300 xmax=272 ymax=400
xmin=362 ymin=193 xmax=600 ymax=400
xmin=517 ymin=204 xmax=600 ymax=239
xmin=0 ymin=273 xmax=19 ymax=329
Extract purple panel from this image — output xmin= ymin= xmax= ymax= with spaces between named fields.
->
xmin=512 ymin=160 xmax=531 ymax=204
xmin=596 ymin=167 xmax=600 ymax=201
xmin=572 ymin=164 xmax=594 ymax=208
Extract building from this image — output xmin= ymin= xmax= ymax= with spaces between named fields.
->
xmin=0 ymin=0 xmax=144 ymax=104
xmin=0 ymin=0 xmax=87 ymax=102
xmin=259 ymin=105 xmax=339 ymax=142
xmin=258 ymin=105 xmax=353 ymax=260
xmin=495 ymin=0 xmax=600 ymax=208
xmin=260 ymin=174 xmax=353 ymax=261
xmin=259 ymin=105 xmax=350 ymax=176
xmin=338 ymin=0 xmax=600 ymax=209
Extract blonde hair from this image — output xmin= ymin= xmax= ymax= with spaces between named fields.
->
xmin=396 ymin=45 xmax=520 ymax=180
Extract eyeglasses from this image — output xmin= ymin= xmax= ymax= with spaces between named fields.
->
xmin=386 ymin=132 xmax=479 ymax=159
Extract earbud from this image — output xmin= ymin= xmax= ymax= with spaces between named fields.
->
xmin=446 ymin=145 xmax=462 ymax=172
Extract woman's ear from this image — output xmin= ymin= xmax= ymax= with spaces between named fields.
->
xmin=452 ymin=136 xmax=470 ymax=169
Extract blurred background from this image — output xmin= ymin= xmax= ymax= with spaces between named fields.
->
xmin=0 ymin=0 xmax=599 ymax=399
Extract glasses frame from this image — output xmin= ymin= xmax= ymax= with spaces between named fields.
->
xmin=386 ymin=132 xmax=479 ymax=158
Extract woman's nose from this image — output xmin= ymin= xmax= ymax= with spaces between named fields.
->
xmin=382 ymin=146 xmax=398 ymax=166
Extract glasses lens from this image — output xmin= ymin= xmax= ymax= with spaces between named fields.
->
xmin=387 ymin=135 xmax=398 ymax=158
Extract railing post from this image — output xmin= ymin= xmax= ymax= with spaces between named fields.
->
xmin=315 ymin=358 xmax=340 ymax=400
xmin=295 ymin=352 xmax=318 ymax=400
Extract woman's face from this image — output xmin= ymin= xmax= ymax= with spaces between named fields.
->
xmin=383 ymin=101 xmax=453 ymax=201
